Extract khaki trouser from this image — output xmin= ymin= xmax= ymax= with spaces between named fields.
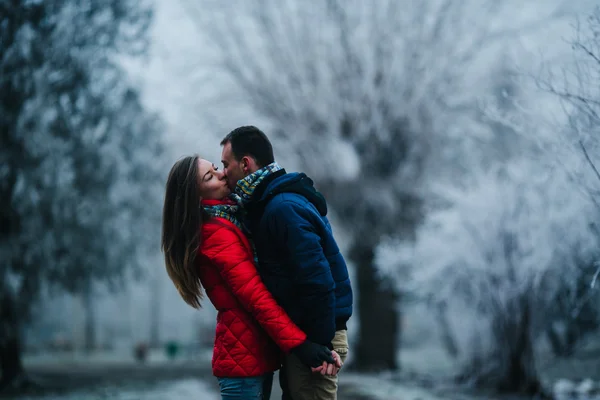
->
xmin=281 ymin=330 xmax=349 ymax=400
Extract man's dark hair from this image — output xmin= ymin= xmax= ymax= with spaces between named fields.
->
xmin=221 ymin=126 xmax=275 ymax=168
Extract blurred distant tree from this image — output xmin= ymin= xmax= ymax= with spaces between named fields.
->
xmin=545 ymin=256 xmax=600 ymax=357
xmin=149 ymin=266 xmax=161 ymax=348
xmin=187 ymin=0 xmax=568 ymax=372
xmin=536 ymin=6 xmax=600 ymax=357
xmin=533 ymin=6 xmax=600 ymax=207
xmin=0 ymin=0 xmax=164 ymax=390
xmin=402 ymin=9 xmax=600 ymax=394
xmin=487 ymin=6 xmax=600 ymax=360
xmin=378 ymin=161 xmax=599 ymax=396
xmin=427 ymin=62 xmax=526 ymax=361
xmin=83 ymin=277 xmax=96 ymax=352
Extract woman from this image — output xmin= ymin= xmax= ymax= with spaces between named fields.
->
xmin=161 ymin=156 xmax=339 ymax=400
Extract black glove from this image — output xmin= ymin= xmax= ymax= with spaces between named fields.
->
xmin=290 ymin=340 xmax=335 ymax=368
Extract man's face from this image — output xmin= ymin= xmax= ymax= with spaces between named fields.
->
xmin=221 ymin=142 xmax=246 ymax=191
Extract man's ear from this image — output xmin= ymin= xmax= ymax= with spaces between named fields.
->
xmin=241 ymin=156 xmax=252 ymax=173
xmin=241 ymin=156 xmax=261 ymax=173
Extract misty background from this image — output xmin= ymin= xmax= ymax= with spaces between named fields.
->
xmin=3 ymin=0 xmax=600 ymax=399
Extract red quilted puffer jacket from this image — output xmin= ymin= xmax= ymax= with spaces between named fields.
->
xmin=198 ymin=202 xmax=307 ymax=377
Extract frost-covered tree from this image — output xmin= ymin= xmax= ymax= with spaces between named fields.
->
xmin=536 ymin=6 xmax=600 ymax=206
xmin=0 ymin=0 xmax=164 ymax=389
xmin=535 ymin=9 xmax=600 ymax=357
xmin=378 ymin=52 xmax=600 ymax=390
xmin=184 ymin=0 xmax=569 ymax=371
xmin=377 ymin=160 xmax=600 ymax=395
xmin=486 ymin=7 xmax=600 ymax=358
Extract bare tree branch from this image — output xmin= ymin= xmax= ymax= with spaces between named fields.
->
xmin=579 ymin=139 xmax=600 ymax=184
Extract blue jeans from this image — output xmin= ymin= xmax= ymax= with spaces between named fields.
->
xmin=217 ymin=373 xmax=274 ymax=400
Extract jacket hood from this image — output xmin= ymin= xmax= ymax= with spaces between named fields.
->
xmin=260 ymin=172 xmax=327 ymax=216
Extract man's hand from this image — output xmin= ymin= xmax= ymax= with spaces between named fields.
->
xmin=311 ymin=350 xmax=342 ymax=376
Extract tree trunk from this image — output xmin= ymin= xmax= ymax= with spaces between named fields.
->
xmin=83 ymin=279 xmax=96 ymax=353
xmin=435 ymin=302 xmax=459 ymax=358
xmin=546 ymin=322 xmax=579 ymax=358
xmin=459 ymin=302 xmax=548 ymax=397
xmin=350 ymin=240 xmax=399 ymax=371
xmin=149 ymin=271 xmax=160 ymax=348
xmin=497 ymin=307 xmax=540 ymax=395
xmin=546 ymin=324 xmax=567 ymax=356
xmin=0 ymin=288 xmax=25 ymax=389
xmin=0 ymin=335 xmax=24 ymax=387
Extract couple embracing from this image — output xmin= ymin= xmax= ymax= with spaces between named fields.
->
xmin=161 ymin=126 xmax=353 ymax=400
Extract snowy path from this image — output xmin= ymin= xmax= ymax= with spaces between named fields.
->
xmin=14 ymin=379 xmax=220 ymax=400
xmin=13 ymin=346 xmax=600 ymax=400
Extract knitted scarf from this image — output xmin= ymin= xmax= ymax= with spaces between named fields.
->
xmin=235 ymin=162 xmax=283 ymax=205
xmin=202 ymin=196 xmax=244 ymax=231
xmin=202 ymin=196 xmax=258 ymax=263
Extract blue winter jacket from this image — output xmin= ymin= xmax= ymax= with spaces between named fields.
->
xmin=244 ymin=170 xmax=353 ymax=346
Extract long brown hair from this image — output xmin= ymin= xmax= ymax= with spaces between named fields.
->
xmin=161 ymin=155 xmax=207 ymax=308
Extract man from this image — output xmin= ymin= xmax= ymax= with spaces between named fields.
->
xmin=221 ymin=126 xmax=353 ymax=400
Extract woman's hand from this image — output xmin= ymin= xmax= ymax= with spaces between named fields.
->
xmin=310 ymin=350 xmax=342 ymax=376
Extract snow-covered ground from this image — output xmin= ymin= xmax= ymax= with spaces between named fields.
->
xmin=17 ymin=346 xmax=454 ymax=400
xmin=14 ymin=379 xmax=220 ymax=400
xmin=23 ymin=347 xmax=213 ymax=366
xmin=18 ymin=305 xmax=600 ymax=400
xmin=14 ymin=347 xmax=600 ymax=400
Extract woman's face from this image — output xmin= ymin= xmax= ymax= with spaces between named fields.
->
xmin=197 ymin=158 xmax=230 ymax=200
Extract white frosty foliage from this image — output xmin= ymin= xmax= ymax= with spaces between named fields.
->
xmin=378 ymin=160 xmax=598 ymax=314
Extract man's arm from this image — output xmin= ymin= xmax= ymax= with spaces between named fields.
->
xmin=266 ymin=200 xmax=336 ymax=346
